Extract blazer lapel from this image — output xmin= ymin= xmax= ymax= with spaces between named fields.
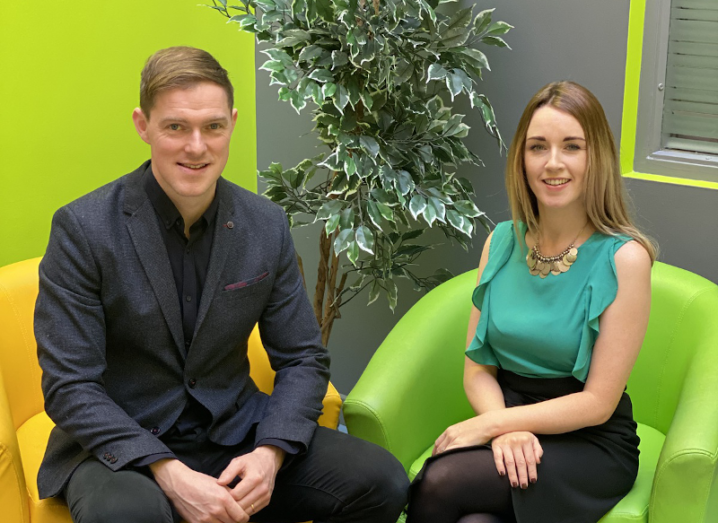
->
xmin=194 ymin=177 xmax=237 ymax=336
xmin=124 ymin=165 xmax=186 ymax=357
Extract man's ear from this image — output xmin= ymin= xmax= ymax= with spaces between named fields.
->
xmin=231 ymin=108 xmax=238 ymax=128
xmin=132 ymin=108 xmax=151 ymax=144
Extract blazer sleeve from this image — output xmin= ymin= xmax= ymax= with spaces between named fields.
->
xmin=35 ymin=205 xmax=173 ymax=471
xmin=254 ymin=207 xmax=331 ymax=450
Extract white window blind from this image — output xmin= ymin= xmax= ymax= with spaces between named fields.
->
xmin=661 ymin=0 xmax=718 ymax=156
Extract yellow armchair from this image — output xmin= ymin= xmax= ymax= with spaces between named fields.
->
xmin=0 ymin=257 xmax=342 ymax=523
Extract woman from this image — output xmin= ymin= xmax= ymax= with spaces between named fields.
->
xmin=406 ymin=81 xmax=656 ymax=523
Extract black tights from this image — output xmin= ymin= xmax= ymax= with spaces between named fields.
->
xmin=406 ymin=447 xmax=516 ymax=523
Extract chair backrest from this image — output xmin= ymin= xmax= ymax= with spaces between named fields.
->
xmin=0 ymin=257 xmax=280 ymax=431
xmin=627 ymin=261 xmax=718 ymax=435
xmin=0 ymin=258 xmax=44 ymax=431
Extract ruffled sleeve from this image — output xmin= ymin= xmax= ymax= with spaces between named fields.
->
xmin=465 ymin=221 xmax=517 ymax=366
xmin=571 ymin=234 xmax=632 ymax=381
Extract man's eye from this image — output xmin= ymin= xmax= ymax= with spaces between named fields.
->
xmin=169 ymin=124 xmax=180 ymax=131
xmin=209 ymin=123 xmax=220 ymax=130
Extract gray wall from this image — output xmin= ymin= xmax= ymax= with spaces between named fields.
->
xmin=256 ymin=0 xmax=717 ymax=394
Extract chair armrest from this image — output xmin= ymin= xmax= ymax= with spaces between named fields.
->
xmin=344 ymin=270 xmax=477 ymax=471
xmin=318 ymin=382 xmax=342 ymax=430
xmin=0 ymin=370 xmax=30 ymax=523
xmin=651 ymin=290 xmax=718 ymax=523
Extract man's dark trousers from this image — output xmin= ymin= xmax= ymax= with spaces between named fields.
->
xmin=64 ymin=427 xmax=408 ymax=523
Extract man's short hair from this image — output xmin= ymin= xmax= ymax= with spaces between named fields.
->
xmin=139 ymin=46 xmax=234 ymax=117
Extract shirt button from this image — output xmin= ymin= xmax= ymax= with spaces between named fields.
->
xmin=185 ymin=295 xmax=192 ymax=302
xmin=150 ymin=427 xmax=160 ymax=435
xmin=188 ymin=378 xmax=197 ymax=388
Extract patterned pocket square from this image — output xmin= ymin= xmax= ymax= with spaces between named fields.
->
xmin=224 ymin=271 xmax=270 ymax=291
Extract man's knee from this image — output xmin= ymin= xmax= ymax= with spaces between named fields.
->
xmin=66 ymin=460 xmax=173 ymax=523
xmin=338 ymin=434 xmax=410 ymax=513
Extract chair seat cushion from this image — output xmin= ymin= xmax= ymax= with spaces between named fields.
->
xmin=407 ymin=423 xmax=665 ymax=523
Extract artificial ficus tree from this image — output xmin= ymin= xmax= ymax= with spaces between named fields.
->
xmin=209 ymin=0 xmax=511 ymax=346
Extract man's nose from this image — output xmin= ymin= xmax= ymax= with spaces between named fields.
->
xmin=185 ymin=130 xmax=207 ymax=156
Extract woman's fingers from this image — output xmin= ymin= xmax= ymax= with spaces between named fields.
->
xmin=522 ymin=440 xmax=538 ymax=485
xmin=501 ymin=445 xmax=520 ymax=488
xmin=533 ymin=436 xmax=544 ymax=465
xmin=492 ymin=444 xmax=506 ymax=477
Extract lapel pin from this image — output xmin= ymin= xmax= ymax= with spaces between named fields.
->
xmin=224 ymin=221 xmax=234 ymax=229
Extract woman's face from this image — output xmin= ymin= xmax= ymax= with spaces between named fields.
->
xmin=523 ymin=105 xmax=588 ymax=215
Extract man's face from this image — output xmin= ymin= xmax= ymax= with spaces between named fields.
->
xmin=132 ymin=82 xmax=237 ymax=210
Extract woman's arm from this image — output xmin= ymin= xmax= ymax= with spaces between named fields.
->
xmin=462 ymin=231 xmax=507 ymax=416
xmin=442 ymin=240 xmax=652 ymax=447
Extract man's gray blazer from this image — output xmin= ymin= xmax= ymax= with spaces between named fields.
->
xmin=35 ymin=161 xmax=330 ymax=499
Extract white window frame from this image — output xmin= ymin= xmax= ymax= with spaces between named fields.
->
xmin=635 ymin=0 xmax=718 ymax=184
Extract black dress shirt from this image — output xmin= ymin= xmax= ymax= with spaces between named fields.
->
xmin=132 ymin=170 xmax=298 ymax=467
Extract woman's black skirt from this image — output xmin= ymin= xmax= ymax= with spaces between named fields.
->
xmin=412 ymin=370 xmax=640 ymax=523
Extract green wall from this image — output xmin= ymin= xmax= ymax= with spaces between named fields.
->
xmin=0 ymin=1 xmax=256 ymax=267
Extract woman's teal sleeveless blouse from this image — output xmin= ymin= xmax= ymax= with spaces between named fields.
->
xmin=466 ymin=221 xmax=631 ymax=382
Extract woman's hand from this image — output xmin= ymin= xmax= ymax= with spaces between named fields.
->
xmin=433 ymin=415 xmax=494 ymax=456
xmin=491 ymin=431 xmax=543 ymax=489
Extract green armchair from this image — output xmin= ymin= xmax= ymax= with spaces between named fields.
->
xmin=344 ymin=261 xmax=718 ymax=522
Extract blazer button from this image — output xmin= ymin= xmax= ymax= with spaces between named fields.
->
xmin=150 ymin=427 xmax=160 ymax=435
xmin=110 ymin=457 xmax=118 ymax=464
xmin=188 ymin=378 xmax=197 ymax=388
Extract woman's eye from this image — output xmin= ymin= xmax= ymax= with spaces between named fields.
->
xmin=566 ymin=143 xmax=582 ymax=151
xmin=529 ymin=144 xmax=545 ymax=151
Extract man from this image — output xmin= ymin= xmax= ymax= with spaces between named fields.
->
xmin=35 ymin=46 xmax=408 ymax=523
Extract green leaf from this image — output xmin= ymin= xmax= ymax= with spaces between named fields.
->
xmin=448 ymin=209 xmax=474 ymax=236
xmin=453 ymin=200 xmax=482 ymax=217
xmin=334 ymin=85 xmax=349 ymax=113
xmin=331 ymin=50 xmax=348 ymax=69
xmin=395 ymin=170 xmax=415 ymax=195
xmin=481 ymin=35 xmax=511 ymax=49
xmin=428 ymin=196 xmax=446 ymax=223
xmin=347 ymin=241 xmax=360 ymax=265
xmin=325 ymin=213 xmax=341 ymax=235
xmin=352 ymin=26 xmax=367 ymax=45
xmin=376 ymin=201 xmax=395 ymax=222
xmin=426 ymin=63 xmax=448 ymax=83
xmin=329 ymin=174 xmax=350 ymax=195
xmin=460 ymin=48 xmax=490 ymax=71
xmin=334 ymin=228 xmax=354 ymax=254
xmin=360 ymin=90 xmax=374 ymax=111
xmin=486 ymin=21 xmax=513 ymax=36
xmin=385 ymin=279 xmax=398 ymax=312
xmin=290 ymin=90 xmax=307 ymax=113
xmin=277 ymin=87 xmax=291 ymax=101
xmin=315 ymin=0 xmax=334 ymax=20
xmin=367 ymin=201 xmax=387 ymax=230
xmin=259 ymin=60 xmax=284 ymax=73
xmin=367 ymin=280 xmax=381 ymax=305
xmin=423 ymin=202 xmax=437 ymax=226
xmin=473 ymin=8 xmax=495 ymax=35
xmin=440 ymin=6 xmax=473 ymax=38
xmin=359 ymin=136 xmax=380 ymax=158
xmin=316 ymin=200 xmax=344 ymax=221
xmin=308 ymin=69 xmax=334 ymax=83
xmin=356 ymin=226 xmax=375 ymax=254
xmin=409 ymin=194 xmax=427 ymax=220
xmin=344 ymin=155 xmax=357 ymax=177
xmin=319 ymin=150 xmax=342 ymax=170
xmin=395 ymin=59 xmax=414 ymax=85
xmin=298 ymin=45 xmax=324 ymax=63
xmin=446 ymin=71 xmax=464 ymax=100
xmin=339 ymin=207 xmax=355 ymax=229
xmin=322 ymin=82 xmax=337 ymax=98
xmin=261 ymin=48 xmax=293 ymax=66
xmin=347 ymin=76 xmax=361 ymax=108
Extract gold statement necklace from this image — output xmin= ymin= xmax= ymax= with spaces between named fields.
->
xmin=526 ymin=222 xmax=589 ymax=278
